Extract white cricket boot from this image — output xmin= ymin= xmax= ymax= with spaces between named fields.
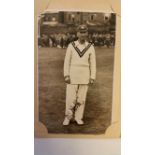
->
xmin=75 ymin=119 xmax=84 ymax=125
xmin=63 ymin=117 xmax=70 ymax=126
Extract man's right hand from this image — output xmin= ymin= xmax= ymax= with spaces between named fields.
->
xmin=64 ymin=76 xmax=71 ymax=84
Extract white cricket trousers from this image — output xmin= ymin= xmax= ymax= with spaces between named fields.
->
xmin=65 ymin=84 xmax=88 ymax=120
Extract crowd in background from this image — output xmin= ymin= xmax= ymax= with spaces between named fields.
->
xmin=38 ymin=32 xmax=115 ymax=48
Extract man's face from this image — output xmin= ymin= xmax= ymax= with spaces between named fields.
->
xmin=77 ymin=32 xmax=88 ymax=42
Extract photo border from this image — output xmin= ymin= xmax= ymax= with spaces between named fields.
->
xmin=34 ymin=0 xmax=121 ymax=138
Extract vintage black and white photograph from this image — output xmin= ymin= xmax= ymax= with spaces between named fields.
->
xmin=37 ymin=11 xmax=116 ymax=134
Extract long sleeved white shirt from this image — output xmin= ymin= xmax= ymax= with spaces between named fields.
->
xmin=64 ymin=40 xmax=96 ymax=84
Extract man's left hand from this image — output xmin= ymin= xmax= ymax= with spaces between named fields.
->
xmin=89 ymin=79 xmax=95 ymax=85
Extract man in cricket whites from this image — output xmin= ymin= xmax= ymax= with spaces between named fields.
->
xmin=63 ymin=25 xmax=96 ymax=125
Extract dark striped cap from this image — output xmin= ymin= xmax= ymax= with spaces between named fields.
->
xmin=77 ymin=25 xmax=88 ymax=33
